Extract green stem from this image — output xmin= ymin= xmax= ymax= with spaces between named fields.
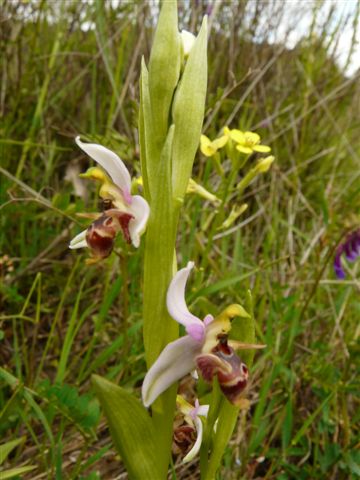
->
xmin=200 ymin=379 xmax=222 ymax=474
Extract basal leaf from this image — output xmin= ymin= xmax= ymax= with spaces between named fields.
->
xmin=92 ymin=375 xmax=162 ymax=480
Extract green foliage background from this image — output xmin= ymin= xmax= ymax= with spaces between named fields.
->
xmin=1 ymin=1 xmax=359 ymax=478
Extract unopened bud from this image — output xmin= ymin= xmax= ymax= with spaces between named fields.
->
xmin=187 ymin=178 xmax=220 ymax=204
xmin=220 ymin=204 xmax=248 ymax=229
xmin=180 ymin=30 xmax=196 ymax=57
xmin=254 ymin=155 xmax=275 ymax=173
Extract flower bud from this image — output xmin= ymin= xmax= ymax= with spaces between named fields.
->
xmin=254 ymin=155 xmax=275 ymax=173
xmin=180 ymin=30 xmax=196 ymax=57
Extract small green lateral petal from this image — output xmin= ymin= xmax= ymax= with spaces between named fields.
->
xmin=92 ymin=375 xmax=162 ymax=480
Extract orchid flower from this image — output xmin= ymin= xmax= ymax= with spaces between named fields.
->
xmin=334 ymin=229 xmax=360 ymax=279
xmin=142 ymin=262 xmax=263 ymax=407
xmin=69 ymin=137 xmax=150 ymax=259
xmin=174 ymin=395 xmax=209 ymax=463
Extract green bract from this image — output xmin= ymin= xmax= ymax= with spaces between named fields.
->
xmin=172 ymin=16 xmax=208 ymax=203
xmin=149 ymin=2 xmax=180 ymax=151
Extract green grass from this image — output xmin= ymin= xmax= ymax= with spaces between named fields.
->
xmin=1 ymin=1 xmax=360 ymax=479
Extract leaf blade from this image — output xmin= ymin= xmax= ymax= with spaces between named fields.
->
xmin=92 ymin=375 xmax=162 ymax=480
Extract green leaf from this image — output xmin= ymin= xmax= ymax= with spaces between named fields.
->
xmin=39 ymin=381 xmax=100 ymax=431
xmin=343 ymin=450 xmax=360 ymax=477
xmin=140 ymin=59 xmax=156 ymax=198
xmin=139 ymin=62 xmax=150 ymax=200
xmin=0 ymin=466 xmax=37 ymax=479
xmin=172 ymin=16 xmax=208 ymax=202
xmin=319 ymin=443 xmax=341 ymax=472
xmin=0 ymin=438 xmax=25 ymax=466
xmin=282 ymin=400 xmax=293 ymax=450
xmin=148 ymin=0 xmax=180 ymax=150
xmin=92 ymin=375 xmax=162 ymax=480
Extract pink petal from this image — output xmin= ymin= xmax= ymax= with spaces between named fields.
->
xmin=75 ymin=137 xmax=132 ymax=201
xmin=203 ymin=314 xmax=214 ymax=326
xmin=142 ymin=335 xmax=201 ymax=407
xmin=186 ymin=324 xmax=205 ymax=342
xmin=128 ymin=195 xmax=150 ymax=248
xmin=166 ymin=262 xmax=204 ymax=337
xmin=196 ymin=405 xmax=209 ymax=417
xmin=183 ymin=416 xmax=203 ymax=463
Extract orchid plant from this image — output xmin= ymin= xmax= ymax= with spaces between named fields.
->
xmin=69 ymin=2 xmax=268 ymax=479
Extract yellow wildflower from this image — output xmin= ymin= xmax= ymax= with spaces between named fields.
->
xmin=228 ymin=129 xmax=271 ymax=154
xmin=220 ymin=203 xmax=248 ymax=230
xmin=135 ymin=176 xmax=219 ymax=204
xmin=187 ymin=178 xmax=220 ymax=205
xmin=200 ymin=133 xmax=228 ymax=157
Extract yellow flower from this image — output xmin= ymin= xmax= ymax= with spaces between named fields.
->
xmin=220 ymin=203 xmax=248 ymax=230
xmin=254 ymin=155 xmax=275 ymax=173
xmin=200 ymin=133 xmax=228 ymax=157
xmin=186 ymin=178 xmax=220 ymax=204
xmin=228 ymin=129 xmax=271 ymax=155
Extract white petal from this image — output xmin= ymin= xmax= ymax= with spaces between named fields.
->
xmin=142 ymin=335 xmax=200 ymax=408
xmin=180 ymin=30 xmax=196 ymax=57
xmin=75 ymin=137 xmax=131 ymax=199
xmin=166 ymin=262 xmax=204 ymax=332
xmin=183 ymin=416 xmax=203 ymax=463
xmin=128 ymin=195 xmax=150 ymax=248
xmin=196 ymin=405 xmax=209 ymax=417
xmin=69 ymin=229 xmax=88 ymax=249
